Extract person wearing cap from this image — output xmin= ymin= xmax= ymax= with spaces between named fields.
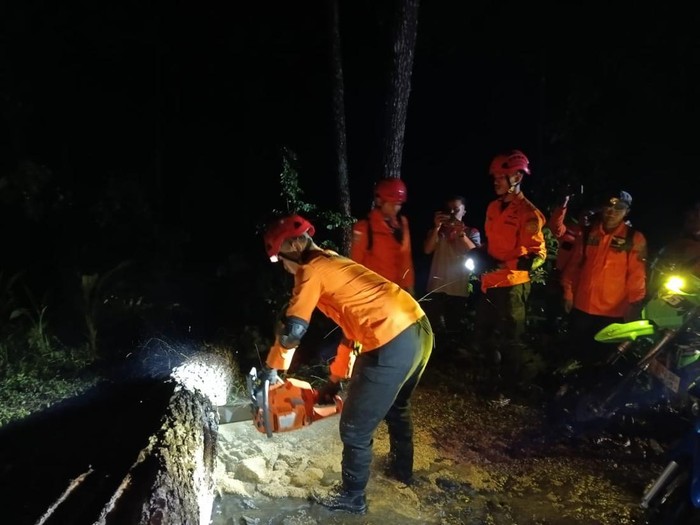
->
xmin=560 ymin=190 xmax=648 ymax=366
xmin=471 ymin=150 xmax=547 ymax=392
xmin=350 ymin=178 xmax=415 ymax=295
xmin=261 ymin=213 xmax=433 ymax=514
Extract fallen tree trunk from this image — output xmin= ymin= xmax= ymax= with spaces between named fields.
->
xmin=95 ymin=351 xmax=234 ymax=525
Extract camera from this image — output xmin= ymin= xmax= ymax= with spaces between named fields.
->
xmin=445 ymin=210 xmax=460 ymax=225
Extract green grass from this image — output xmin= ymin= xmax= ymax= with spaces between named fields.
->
xmin=0 ymin=371 xmax=100 ymax=427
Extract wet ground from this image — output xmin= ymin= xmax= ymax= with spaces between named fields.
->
xmin=0 ymin=343 xmax=688 ymax=525
xmin=210 ymin=355 xmax=684 ymax=525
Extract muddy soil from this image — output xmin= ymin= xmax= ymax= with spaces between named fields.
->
xmin=210 ymin=358 xmax=681 ymax=525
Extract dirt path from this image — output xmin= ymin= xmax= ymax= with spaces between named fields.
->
xmin=211 ymin=370 xmax=669 ymax=525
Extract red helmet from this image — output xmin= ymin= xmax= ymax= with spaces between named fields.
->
xmin=374 ymin=178 xmax=407 ymax=203
xmin=263 ymin=214 xmax=315 ymax=262
xmin=489 ymin=150 xmax=531 ymax=176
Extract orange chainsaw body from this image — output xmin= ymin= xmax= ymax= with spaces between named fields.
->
xmin=253 ymin=376 xmax=343 ymax=435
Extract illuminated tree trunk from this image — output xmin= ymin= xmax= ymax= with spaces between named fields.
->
xmin=328 ymin=0 xmax=353 ymax=255
xmin=381 ymin=0 xmax=420 ymax=180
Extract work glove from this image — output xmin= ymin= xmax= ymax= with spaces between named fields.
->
xmin=315 ymin=380 xmax=341 ymax=405
xmin=258 ymin=366 xmax=281 ymax=385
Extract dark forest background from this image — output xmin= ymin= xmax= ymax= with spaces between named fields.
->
xmin=1 ymin=1 xmax=698 ymax=364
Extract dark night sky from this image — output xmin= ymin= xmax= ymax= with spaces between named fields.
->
xmin=2 ymin=1 xmax=699 ymax=265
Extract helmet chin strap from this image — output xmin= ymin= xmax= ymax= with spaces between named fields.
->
xmin=507 ymin=173 xmax=521 ymax=194
xmin=279 ymin=236 xmax=315 ymax=263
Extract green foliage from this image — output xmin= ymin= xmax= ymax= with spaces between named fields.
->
xmin=81 ymin=260 xmax=133 ymax=358
xmin=543 ymin=226 xmax=560 ymax=266
xmin=276 ymin=148 xmax=316 ymax=216
xmin=0 ymin=276 xmax=95 ymax=384
xmin=529 ymin=265 xmax=548 ymax=286
xmin=273 ymin=147 xmax=354 ymax=251
xmin=528 ymin=226 xmax=558 ymax=286
xmin=0 ymin=270 xmax=23 ymax=312
xmin=0 ymin=289 xmax=98 ymax=428
xmin=243 ymin=146 xmax=356 ymax=332
xmin=0 ymin=372 xmax=99 ymax=427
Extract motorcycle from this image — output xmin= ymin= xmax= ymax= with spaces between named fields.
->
xmin=640 ymin=378 xmax=700 ymax=525
xmin=556 ymin=264 xmax=700 ymax=426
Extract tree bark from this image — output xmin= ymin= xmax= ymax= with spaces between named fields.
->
xmin=328 ymin=0 xmax=353 ymax=256
xmin=95 ymin=352 xmax=234 ymax=525
xmin=381 ymin=0 xmax=420 ymax=180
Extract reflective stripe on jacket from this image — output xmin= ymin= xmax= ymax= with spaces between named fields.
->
xmin=265 ymin=250 xmax=424 ymax=374
xmin=350 ymin=209 xmax=415 ymax=291
xmin=480 ymin=193 xmax=546 ymax=291
xmin=561 ymin=222 xmax=647 ymax=317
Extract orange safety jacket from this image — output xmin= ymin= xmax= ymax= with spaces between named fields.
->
xmin=265 ymin=250 xmax=424 ymax=378
xmin=561 ymin=221 xmax=647 ymax=317
xmin=546 ymin=205 xmax=583 ymax=273
xmin=350 ymin=208 xmax=415 ymax=291
xmin=481 ymin=193 xmax=546 ymax=292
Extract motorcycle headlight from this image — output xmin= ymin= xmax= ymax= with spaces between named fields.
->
xmin=664 ymin=275 xmax=686 ymax=295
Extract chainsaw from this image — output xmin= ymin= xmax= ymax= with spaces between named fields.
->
xmin=218 ymin=367 xmax=343 ymax=438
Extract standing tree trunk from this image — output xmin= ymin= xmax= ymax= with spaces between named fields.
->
xmin=328 ymin=0 xmax=353 ymax=255
xmin=381 ymin=0 xmax=420 ymax=180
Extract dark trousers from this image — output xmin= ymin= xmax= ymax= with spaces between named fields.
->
xmin=339 ymin=316 xmax=433 ymax=492
xmin=544 ymin=269 xmax=567 ymax=329
xmin=473 ymin=283 xmax=530 ymax=382
xmin=565 ymin=308 xmax=622 ymax=367
xmin=422 ymin=292 xmax=470 ymax=333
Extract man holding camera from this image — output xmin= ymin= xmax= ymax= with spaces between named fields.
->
xmin=423 ymin=195 xmax=481 ymax=337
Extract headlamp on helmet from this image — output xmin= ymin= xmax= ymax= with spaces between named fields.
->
xmin=263 ymin=214 xmax=315 ymax=262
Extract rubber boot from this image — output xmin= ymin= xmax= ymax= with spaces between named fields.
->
xmin=387 ymin=438 xmax=414 ymax=484
xmin=315 ymin=485 xmax=367 ymax=514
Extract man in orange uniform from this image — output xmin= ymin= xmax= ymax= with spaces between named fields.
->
xmin=261 ymin=214 xmax=433 ymax=514
xmin=547 ymin=193 xmax=590 ymax=275
xmin=350 ymin=178 xmax=415 ymax=295
xmin=473 ymin=150 xmax=546 ymax=389
xmin=545 ymin=192 xmax=595 ymax=328
xmin=560 ymin=190 xmax=647 ymax=366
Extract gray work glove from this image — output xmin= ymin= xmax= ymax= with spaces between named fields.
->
xmin=259 ymin=366 xmax=281 ymax=385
